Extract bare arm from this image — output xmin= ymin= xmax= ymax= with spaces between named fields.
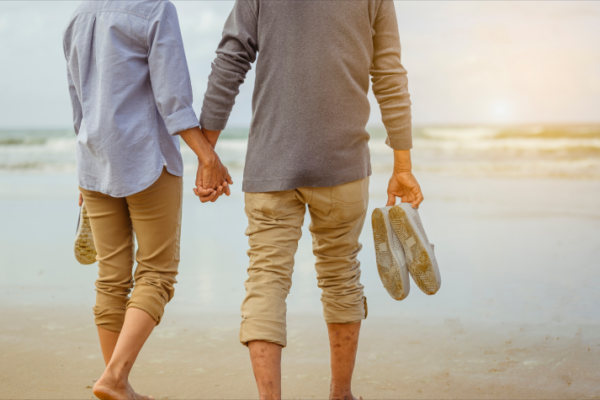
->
xmin=146 ymin=2 xmax=231 ymax=197
xmin=202 ymin=128 xmax=222 ymax=149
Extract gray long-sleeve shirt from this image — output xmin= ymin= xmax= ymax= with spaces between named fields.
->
xmin=200 ymin=0 xmax=412 ymax=193
xmin=63 ymin=0 xmax=198 ymax=197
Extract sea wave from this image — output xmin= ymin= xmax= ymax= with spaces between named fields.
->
xmin=2 ymin=126 xmax=599 ymax=179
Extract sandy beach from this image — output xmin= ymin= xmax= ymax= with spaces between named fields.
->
xmin=1 ymin=307 xmax=599 ymax=399
xmin=2 ymin=0 xmax=600 ymax=396
xmin=1 ymin=166 xmax=599 ymax=399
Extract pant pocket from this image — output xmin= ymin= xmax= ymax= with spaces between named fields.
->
xmin=245 ymin=191 xmax=295 ymax=221
xmin=330 ymin=178 xmax=369 ymax=223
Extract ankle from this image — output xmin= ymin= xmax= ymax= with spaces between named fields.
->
xmin=329 ymin=385 xmax=353 ymax=400
xmin=330 ymin=394 xmax=354 ymax=400
xmin=100 ymin=364 xmax=130 ymax=384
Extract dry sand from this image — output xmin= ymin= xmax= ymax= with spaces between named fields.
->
xmin=1 ymin=305 xmax=599 ymax=399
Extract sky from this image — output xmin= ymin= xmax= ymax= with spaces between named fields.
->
xmin=0 ymin=1 xmax=599 ymax=129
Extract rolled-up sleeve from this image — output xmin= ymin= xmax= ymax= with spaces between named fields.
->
xmin=147 ymin=1 xmax=198 ymax=136
xmin=371 ymin=1 xmax=413 ymax=150
xmin=200 ymin=0 xmax=258 ymax=131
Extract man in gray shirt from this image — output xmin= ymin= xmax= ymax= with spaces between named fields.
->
xmin=200 ymin=1 xmax=424 ymax=398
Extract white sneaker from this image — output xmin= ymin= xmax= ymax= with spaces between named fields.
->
xmin=371 ymin=207 xmax=410 ymax=300
xmin=388 ymin=203 xmax=441 ymax=295
xmin=74 ymin=202 xmax=97 ymax=265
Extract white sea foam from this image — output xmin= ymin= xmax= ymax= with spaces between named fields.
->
xmin=1 ymin=126 xmax=599 ymax=179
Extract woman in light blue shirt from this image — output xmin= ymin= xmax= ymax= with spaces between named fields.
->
xmin=64 ymin=1 xmax=230 ymax=398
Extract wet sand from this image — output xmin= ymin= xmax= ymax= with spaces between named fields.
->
xmin=1 ymin=306 xmax=599 ymax=399
xmin=1 ymin=172 xmax=599 ymax=399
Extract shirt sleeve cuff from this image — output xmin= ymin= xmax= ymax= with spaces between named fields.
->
xmin=199 ymin=114 xmax=228 ymax=131
xmin=164 ymin=107 xmax=199 ymax=136
xmin=385 ymin=127 xmax=413 ymax=150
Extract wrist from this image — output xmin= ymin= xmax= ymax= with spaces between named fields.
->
xmin=392 ymin=149 xmax=412 ymax=174
xmin=393 ymin=166 xmax=412 ymax=174
xmin=201 ymin=127 xmax=221 ymax=149
xmin=198 ymin=149 xmax=216 ymax=165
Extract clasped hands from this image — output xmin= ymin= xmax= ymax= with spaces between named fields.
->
xmin=193 ymin=151 xmax=232 ymax=203
xmin=182 ymin=127 xmax=232 ymax=203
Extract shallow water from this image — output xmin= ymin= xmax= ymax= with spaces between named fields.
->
xmin=1 ymin=170 xmax=599 ymax=329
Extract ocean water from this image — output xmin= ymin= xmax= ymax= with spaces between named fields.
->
xmin=0 ymin=126 xmax=599 ymax=329
xmin=1 ymin=125 xmax=600 ymax=178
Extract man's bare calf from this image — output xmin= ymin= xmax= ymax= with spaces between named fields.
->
xmin=328 ymin=322 xmax=361 ymax=400
xmin=248 ymin=322 xmax=362 ymax=400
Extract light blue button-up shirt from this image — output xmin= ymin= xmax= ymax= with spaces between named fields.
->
xmin=63 ymin=0 xmax=198 ymax=197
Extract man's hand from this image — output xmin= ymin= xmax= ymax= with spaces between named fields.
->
xmin=79 ymin=193 xmax=83 ymax=206
xmin=387 ymin=171 xmax=423 ymax=208
xmin=386 ymin=149 xmax=424 ymax=209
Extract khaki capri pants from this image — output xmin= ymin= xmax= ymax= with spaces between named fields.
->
xmin=80 ymin=168 xmax=182 ymax=332
xmin=241 ymin=177 xmax=369 ymax=347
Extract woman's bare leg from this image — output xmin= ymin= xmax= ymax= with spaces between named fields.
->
xmin=97 ymin=327 xmax=120 ymax=366
xmin=93 ymin=307 xmax=156 ymax=400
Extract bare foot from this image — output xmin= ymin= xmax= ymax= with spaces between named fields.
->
xmin=93 ymin=372 xmax=154 ymax=400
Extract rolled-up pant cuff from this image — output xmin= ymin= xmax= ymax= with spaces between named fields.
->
xmin=240 ymin=318 xmax=287 ymax=348
xmin=94 ymin=305 xmax=126 ymax=332
xmin=127 ymin=282 xmax=168 ymax=327
xmin=323 ymin=296 xmax=368 ymax=324
xmin=94 ymin=282 xmax=168 ymax=332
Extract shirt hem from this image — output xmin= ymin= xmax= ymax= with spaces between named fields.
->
xmin=78 ymin=165 xmax=169 ymax=198
xmin=242 ymin=165 xmax=372 ymax=193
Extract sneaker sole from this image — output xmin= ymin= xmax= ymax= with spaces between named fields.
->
xmin=388 ymin=205 xmax=440 ymax=295
xmin=371 ymin=208 xmax=410 ymax=300
xmin=74 ymin=203 xmax=97 ymax=265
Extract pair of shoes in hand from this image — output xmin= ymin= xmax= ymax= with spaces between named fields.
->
xmin=372 ymin=204 xmax=441 ymax=301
